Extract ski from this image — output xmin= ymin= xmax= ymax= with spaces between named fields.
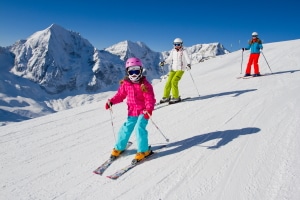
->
xmin=237 ymin=73 xmax=271 ymax=79
xmin=93 ymin=141 xmax=133 ymax=175
xmin=155 ymin=100 xmax=168 ymax=106
xmin=168 ymin=97 xmax=191 ymax=105
xmin=155 ymin=97 xmax=191 ymax=108
xmin=237 ymin=76 xmax=252 ymax=79
xmin=107 ymin=145 xmax=167 ymax=180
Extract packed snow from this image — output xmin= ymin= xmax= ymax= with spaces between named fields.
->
xmin=1 ymin=39 xmax=300 ymax=200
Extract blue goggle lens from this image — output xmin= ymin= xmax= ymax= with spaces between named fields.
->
xmin=128 ymin=69 xmax=141 ymax=75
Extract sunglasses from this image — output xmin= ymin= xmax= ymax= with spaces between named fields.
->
xmin=174 ymin=43 xmax=182 ymax=46
xmin=128 ymin=69 xmax=141 ymax=75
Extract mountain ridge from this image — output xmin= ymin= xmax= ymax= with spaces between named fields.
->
xmin=0 ymin=23 xmax=229 ymax=125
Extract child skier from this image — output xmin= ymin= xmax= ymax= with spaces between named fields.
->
xmin=242 ymin=32 xmax=263 ymax=77
xmin=159 ymin=37 xmax=191 ymax=104
xmin=105 ymin=57 xmax=156 ymax=164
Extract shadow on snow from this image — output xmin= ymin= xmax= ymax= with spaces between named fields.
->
xmin=155 ymin=127 xmax=260 ymax=158
xmin=187 ymin=89 xmax=257 ymax=101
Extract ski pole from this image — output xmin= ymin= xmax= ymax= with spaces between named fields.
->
xmin=146 ymin=112 xmax=169 ymax=142
xmin=240 ymin=50 xmax=244 ymax=74
xmin=161 ymin=62 xmax=166 ymax=75
xmin=188 ymin=69 xmax=201 ymax=97
xmin=188 ymin=52 xmax=200 ymax=97
xmin=161 ymin=66 xmax=166 ymax=82
xmin=261 ymin=51 xmax=273 ymax=73
xmin=108 ymin=105 xmax=116 ymax=142
xmin=159 ymin=62 xmax=167 ymax=82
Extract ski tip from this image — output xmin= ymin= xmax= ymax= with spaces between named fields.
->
xmin=107 ymin=175 xmax=118 ymax=180
xmin=93 ymin=171 xmax=103 ymax=175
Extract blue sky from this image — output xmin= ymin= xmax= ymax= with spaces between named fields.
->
xmin=0 ymin=0 xmax=299 ymax=52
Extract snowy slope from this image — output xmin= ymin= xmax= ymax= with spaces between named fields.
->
xmin=1 ymin=39 xmax=300 ymax=200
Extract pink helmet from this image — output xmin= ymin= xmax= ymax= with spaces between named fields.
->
xmin=125 ymin=57 xmax=143 ymax=68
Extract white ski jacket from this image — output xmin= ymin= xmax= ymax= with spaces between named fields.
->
xmin=164 ymin=48 xmax=191 ymax=71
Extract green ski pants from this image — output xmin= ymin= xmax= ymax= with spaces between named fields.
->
xmin=163 ymin=70 xmax=185 ymax=99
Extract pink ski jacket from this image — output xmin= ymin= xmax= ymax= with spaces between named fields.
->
xmin=109 ymin=76 xmax=156 ymax=116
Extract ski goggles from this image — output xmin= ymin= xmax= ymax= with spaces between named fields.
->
xmin=128 ymin=69 xmax=141 ymax=75
xmin=174 ymin=43 xmax=182 ymax=46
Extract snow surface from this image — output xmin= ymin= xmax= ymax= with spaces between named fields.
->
xmin=1 ymin=39 xmax=300 ymax=200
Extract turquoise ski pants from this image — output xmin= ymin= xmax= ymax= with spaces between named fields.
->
xmin=114 ymin=115 xmax=149 ymax=153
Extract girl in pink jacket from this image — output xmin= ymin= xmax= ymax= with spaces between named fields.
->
xmin=105 ymin=57 xmax=156 ymax=163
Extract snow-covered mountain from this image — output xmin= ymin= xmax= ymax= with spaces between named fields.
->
xmin=105 ymin=40 xmax=162 ymax=78
xmin=0 ymin=24 xmax=229 ymax=125
xmin=8 ymin=24 xmax=125 ymax=94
